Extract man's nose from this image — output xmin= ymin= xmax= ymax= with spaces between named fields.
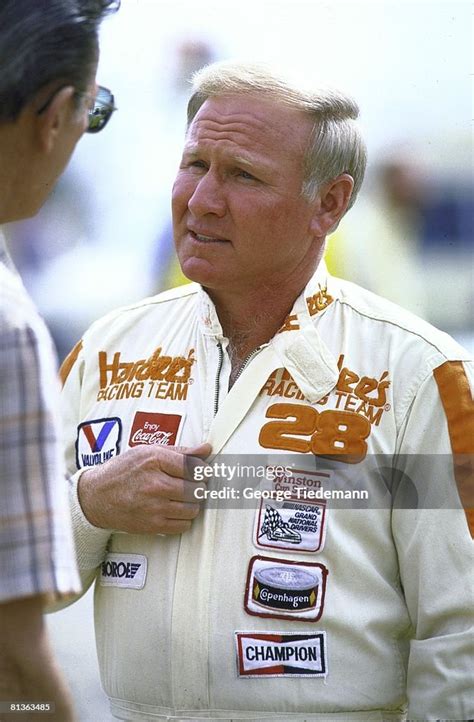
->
xmin=187 ymin=170 xmax=226 ymax=217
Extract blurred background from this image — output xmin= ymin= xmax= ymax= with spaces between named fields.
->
xmin=4 ymin=0 xmax=473 ymax=361
xmin=4 ymin=0 xmax=472 ymax=719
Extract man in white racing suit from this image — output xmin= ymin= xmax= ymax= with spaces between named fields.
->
xmin=59 ymin=62 xmax=474 ymax=721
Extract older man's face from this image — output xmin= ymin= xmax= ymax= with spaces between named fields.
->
xmin=172 ymin=94 xmax=322 ymax=296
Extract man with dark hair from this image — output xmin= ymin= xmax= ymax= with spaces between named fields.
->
xmin=0 ymin=2 xmax=119 ymax=719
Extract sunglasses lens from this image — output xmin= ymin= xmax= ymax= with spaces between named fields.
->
xmin=87 ymin=87 xmax=115 ymax=133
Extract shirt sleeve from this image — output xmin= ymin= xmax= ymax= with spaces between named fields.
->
xmin=60 ymin=340 xmax=112 ymax=578
xmin=0 ymin=303 xmax=81 ymax=603
xmin=392 ymin=360 xmax=474 ymax=720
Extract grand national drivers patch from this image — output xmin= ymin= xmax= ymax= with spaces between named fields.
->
xmin=235 ymin=632 xmax=327 ymax=678
xmin=254 ymin=499 xmax=327 ymax=553
xmin=128 ymin=411 xmax=183 ymax=447
xmin=99 ymin=553 xmax=147 ymax=589
xmin=253 ymin=468 xmax=329 ymax=553
xmin=244 ymin=556 xmax=328 ymax=623
xmin=76 ymin=417 xmax=121 ymax=469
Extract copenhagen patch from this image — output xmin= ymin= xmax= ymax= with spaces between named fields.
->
xmin=254 ymin=498 xmax=327 ymax=553
xmin=76 ymin=417 xmax=121 ymax=469
xmin=99 ymin=553 xmax=147 ymax=589
xmin=128 ymin=411 xmax=183 ymax=447
xmin=244 ymin=556 xmax=328 ymax=622
xmin=235 ymin=631 xmax=327 ymax=678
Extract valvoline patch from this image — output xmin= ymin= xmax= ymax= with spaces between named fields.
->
xmin=76 ymin=417 xmax=122 ymax=469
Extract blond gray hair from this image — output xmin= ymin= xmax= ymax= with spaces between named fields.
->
xmin=186 ymin=61 xmax=367 ymax=211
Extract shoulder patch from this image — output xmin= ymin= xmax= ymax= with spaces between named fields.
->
xmin=60 ymin=339 xmax=83 ymax=386
xmin=434 ymin=361 xmax=474 ymax=536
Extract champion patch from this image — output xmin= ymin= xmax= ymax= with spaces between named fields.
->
xmin=244 ymin=556 xmax=328 ymax=622
xmin=99 ymin=553 xmax=147 ymax=589
xmin=235 ymin=631 xmax=327 ymax=678
xmin=254 ymin=497 xmax=327 ymax=553
xmin=76 ymin=417 xmax=121 ymax=469
xmin=128 ymin=411 xmax=183 ymax=448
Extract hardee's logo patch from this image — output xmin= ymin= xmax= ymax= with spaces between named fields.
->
xmin=75 ymin=417 xmax=122 ymax=469
xmin=96 ymin=347 xmax=195 ymax=403
xmin=235 ymin=631 xmax=327 ymax=678
xmin=260 ymin=355 xmax=391 ymax=428
xmin=128 ymin=411 xmax=183 ymax=447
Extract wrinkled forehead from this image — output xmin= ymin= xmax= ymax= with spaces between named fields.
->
xmin=185 ymin=94 xmax=313 ymax=155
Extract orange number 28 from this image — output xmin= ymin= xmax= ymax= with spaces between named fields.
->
xmin=258 ymin=403 xmax=371 ymax=463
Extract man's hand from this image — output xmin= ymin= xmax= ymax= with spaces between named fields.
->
xmin=77 ymin=443 xmax=211 ymax=534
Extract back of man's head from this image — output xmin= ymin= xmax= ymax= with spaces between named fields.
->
xmin=0 ymin=0 xmax=119 ymax=123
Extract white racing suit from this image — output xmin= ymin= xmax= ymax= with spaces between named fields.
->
xmin=61 ymin=265 xmax=473 ymax=721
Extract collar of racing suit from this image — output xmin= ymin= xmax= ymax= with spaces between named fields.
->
xmin=196 ymin=261 xmax=340 ymax=455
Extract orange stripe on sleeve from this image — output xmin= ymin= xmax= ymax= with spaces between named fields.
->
xmin=59 ymin=339 xmax=83 ymax=387
xmin=433 ymin=361 xmax=474 ymax=537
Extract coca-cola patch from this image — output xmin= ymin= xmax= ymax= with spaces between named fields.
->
xmin=128 ymin=411 xmax=183 ymax=447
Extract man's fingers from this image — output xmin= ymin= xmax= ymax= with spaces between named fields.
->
xmin=155 ymin=474 xmax=206 ymax=503
xmin=162 ymin=500 xmax=201 ymax=520
xmin=177 ymin=442 xmax=212 ymax=458
xmin=154 ymin=444 xmax=211 ymax=481
xmin=166 ymin=477 xmax=207 ymax=503
xmin=182 ymin=479 xmax=207 ymax=503
xmin=175 ymin=443 xmax=212 ymax=482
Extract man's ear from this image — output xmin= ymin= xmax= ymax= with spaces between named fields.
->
xmin=35 ymin=86 xmax=76 ymax=154
xmin=310 ymin=173 xmax=354 ymax=237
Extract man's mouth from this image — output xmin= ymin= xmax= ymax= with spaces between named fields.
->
xmin=189 ymin=230 xmax=229 ymax=243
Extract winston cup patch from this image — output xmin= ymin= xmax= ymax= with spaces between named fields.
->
xmin=244 ymin=556 xmax=328 ymax=622
xmin=235 ymin=631 xmax=327 ymax=678
xmin=99 ymin=553 xmax=147 ymax=589
xmin=254 ymin=498 xmax=327 ymax=553
xmin=76 ymin=417 xmax=121 ymax=469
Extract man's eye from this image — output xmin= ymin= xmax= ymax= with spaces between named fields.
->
xmin=180 ymin=159 xmax=206 ymax=171
xmin=237 ymin=169 xmax=256 ymax=180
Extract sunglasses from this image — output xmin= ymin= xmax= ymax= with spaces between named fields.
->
xmin=37 ymin=84 xmax=116 ymax=134
xmin=86 ymin=85 xmax=116 ymax=134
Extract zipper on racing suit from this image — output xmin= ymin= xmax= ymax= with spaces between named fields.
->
xmin=213 ymin=342 xmax=265 ymax=416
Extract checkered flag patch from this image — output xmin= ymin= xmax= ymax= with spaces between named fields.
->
xmin=259 ymin=505 xmax=284 ymax=535
xmin=258 ymin=505 xmax=302 ymax=543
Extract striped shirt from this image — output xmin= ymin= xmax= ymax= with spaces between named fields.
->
xmin=0 ymin=236 xmax=80 ymax=602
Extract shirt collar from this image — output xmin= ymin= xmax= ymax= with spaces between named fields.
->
xmin=272 ymin=261 xmax=339 ymax=403
xmin=196 ymin=260 xmax=339 ymax=402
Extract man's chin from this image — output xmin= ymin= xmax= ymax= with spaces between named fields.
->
xmin=179 ymin=257 xmax=222 ymax=287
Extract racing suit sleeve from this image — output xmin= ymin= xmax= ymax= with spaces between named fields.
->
xmin=392 ymin=360 xmax=474 ymax=720
xmin=60 ymin=341 xmax=112 ymax=591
